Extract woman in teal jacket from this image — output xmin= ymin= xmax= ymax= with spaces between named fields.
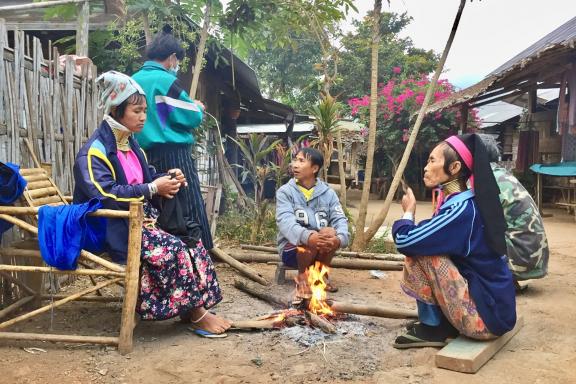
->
xmin=132 ymin=26 xmax=213 ymax=250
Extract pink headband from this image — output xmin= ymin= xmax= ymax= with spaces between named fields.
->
xmin=445 ymin=136 xmax=473 ymax=172
xmin=446 ymin=135 xmax=475 ymax=193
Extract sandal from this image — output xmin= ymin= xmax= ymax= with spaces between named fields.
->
xmin=188 ymin=327 xmax=228 ymax=338
xmin=393 ymin=322 xmax=459 ymax=349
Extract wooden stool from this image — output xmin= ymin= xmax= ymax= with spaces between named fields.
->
xmin=274 ymin=262 xmax=297 ymax=285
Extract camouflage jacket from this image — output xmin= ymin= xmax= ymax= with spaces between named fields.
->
xmin=493 ymin=164 xmax=549 ymax=280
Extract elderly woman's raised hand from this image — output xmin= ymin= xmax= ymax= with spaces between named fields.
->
xmin=401 ymin=187 xmax=417 ymax=215
xmin=153 ymin=176 xmax=181 ymax=199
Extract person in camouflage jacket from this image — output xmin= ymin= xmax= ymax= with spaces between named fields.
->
xmin=481 ymin=135 xmax=549 ymax=281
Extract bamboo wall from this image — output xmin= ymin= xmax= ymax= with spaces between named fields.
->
xmin=0 ymin=19 xmax=99 ymax=195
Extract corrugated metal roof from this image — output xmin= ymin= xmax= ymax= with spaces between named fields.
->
xmin=237 ymin=122 xmax=314 ymax=134
xmin=477 ymin=101 xmax=523 ymax=128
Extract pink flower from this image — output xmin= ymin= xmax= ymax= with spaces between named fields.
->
xmin=393 ymin=66 xmax=402 ymax=74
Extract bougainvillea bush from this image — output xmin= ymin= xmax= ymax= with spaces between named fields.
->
xmin=348 ymin=71 xmax=480 ymax=181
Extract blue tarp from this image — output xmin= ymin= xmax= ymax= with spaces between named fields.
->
xmin=530 ymin=162 xmax=576 ymax=177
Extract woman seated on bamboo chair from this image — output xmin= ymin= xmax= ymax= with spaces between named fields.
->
xmin=392 ymin=134 xmax=516 ymax=349
xmin=72 ymin=71 xmax=230 ymax=337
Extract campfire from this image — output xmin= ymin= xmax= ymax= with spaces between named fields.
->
xmin=233 ymin=262 xmax=341 ymax=334
xmin=231 ymin=261 xmax=418 ymax=335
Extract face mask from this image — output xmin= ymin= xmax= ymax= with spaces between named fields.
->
xmin=169 ymin=63 xmax=180 ymax=75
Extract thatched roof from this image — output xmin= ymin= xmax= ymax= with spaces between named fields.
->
xmin=426 ymin=16 xmax=576 ymax=114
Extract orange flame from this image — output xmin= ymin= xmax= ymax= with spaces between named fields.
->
xmin=307 ymin=261 xmax=333 ymax=315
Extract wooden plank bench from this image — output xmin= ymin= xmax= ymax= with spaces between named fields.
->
xmin=435 ymin=316 xmax=524 ymax=373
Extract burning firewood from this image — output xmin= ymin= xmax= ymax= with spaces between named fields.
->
xmin=306 ymin=311 xmax=336 ymax=334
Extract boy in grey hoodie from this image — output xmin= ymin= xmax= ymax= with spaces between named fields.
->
xmin=276 ymin=148 xmax=349 ymax=297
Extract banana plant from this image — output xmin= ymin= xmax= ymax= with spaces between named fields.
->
xmin=310 ymin=93 xmax=342 ymax=181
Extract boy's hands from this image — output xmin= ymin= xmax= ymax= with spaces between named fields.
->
xmin=309 ymin=227 xmax=340 ymax=254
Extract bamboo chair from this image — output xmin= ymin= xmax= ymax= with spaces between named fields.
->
xmin=0 ymin=167 xmax=143 ymax=354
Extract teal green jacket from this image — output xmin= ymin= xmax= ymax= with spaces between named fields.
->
xmin=132 ymin=61 xmax=204 ymax=150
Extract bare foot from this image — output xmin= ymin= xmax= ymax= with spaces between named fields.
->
xmin=188 ymin=308 xmax=231 ymax=334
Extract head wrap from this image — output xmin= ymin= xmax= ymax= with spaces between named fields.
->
xmin=444 ymin=133 xmax=507 ymax=256
xmin=97 ymin=71 xmax=145 ymax=114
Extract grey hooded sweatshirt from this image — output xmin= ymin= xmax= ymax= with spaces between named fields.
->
xmin=276 ymin=178 xmax=349 ymax=253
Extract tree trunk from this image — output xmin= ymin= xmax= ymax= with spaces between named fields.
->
xmin=336 ymin=130 xmax=347 ymax=208
xmin=360 ymin=0 xmax=468 ymax=247
xmin=75 ymin=0 xmax=89 ymax=57
xmin=351 ymin=0 xmax=382 ymax=251
xmin=189 ymin=1 xmax=211 ymax=99
xmin=142 ymin=11 xmax=152 ymax=46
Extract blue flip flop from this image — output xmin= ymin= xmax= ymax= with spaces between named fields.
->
xmin=188 ymin=327 xmax=228 ymax=339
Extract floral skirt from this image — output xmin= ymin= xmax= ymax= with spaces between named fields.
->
xmin=137 ymin=207 xmax=222 ymax=320
xmin=401 ymin=255 xmax=495 ymax=340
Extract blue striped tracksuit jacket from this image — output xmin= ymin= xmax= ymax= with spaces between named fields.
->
xmin=392 ymin=190 xmax=516 ymax=336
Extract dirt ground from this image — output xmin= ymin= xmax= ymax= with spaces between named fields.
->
xmin=0 ymin=197 xmax=575 ymax=384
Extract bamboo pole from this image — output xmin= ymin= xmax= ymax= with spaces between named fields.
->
xmin=234 ymin=279 xmax=288 ymax=307
xmin=41 ymin=294 xmax=122 ymax=303
xmin=27 ymin=187 xmax=59 ymax=199
xmin=0 ymin=265 xmax=124 ymax=277
xmin=0 ymin=332 xmax=119 ymax=346
xmin=330 ymin=258 xmax=403 ymax=271
xmin=0 ymin=214 xmax=37 ymax=233
xmin=239 ymin=245 xmax=405 ymax=262
xmin=327 ymin=301 xmax=417 ymax=319
xmin=0 ymin=248 xmax=125 ymax=274
xmin=0 ymin=205 xmax=130 ymax=218
xmin=228 ymin=253 xmax=279 ymax=263
xmin=0 ymin=278 xmax=121 ymax=330
xmin=229 ymin=252 xmax=403 ymax=270
xmin=0 ymin=0 xmax=86 ymax=11
xmin=0 ymin=296 xmax=35 ymax=320
xmin=212 ymin=248 xmax=270 ymax=286
xmin=118 ymin=202 xmax=143 ymax=355
xmin=19 ymin=168 xmax=47 ymax=177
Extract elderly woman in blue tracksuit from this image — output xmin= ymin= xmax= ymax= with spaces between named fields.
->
xmin=73 ymin=71 xmax=230 ymax=337
xmin=276 ymin=147 xmax=349 ymax=297
xmin=392 ymin=134 xmax=516 ymax=349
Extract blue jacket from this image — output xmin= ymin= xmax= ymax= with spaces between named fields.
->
xmin=276 ymin=178 xmax=349 ymax=253
xmin=73 ymin=121 xmax=162 ymax=262
xmin=392 ymin=190 xmax=516 ymax=336
xmin=38 ymin=198 xmax=106 ymax=270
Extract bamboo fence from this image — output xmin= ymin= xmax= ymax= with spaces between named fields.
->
xmin=0 ymin=19 xmax=99 ymax=195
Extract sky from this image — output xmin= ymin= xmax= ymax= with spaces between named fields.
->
xmin=346 ymin=0 xmax=576 ymax=89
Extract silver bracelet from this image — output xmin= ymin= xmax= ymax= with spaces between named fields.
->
xmin=148 ymin=182 xmax=158 ymax=199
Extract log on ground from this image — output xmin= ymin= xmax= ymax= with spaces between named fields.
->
xmin=233 ymin=279 xmax=289 ymax=308
xmin=211 ymin=247 xmax=270 ymax=286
